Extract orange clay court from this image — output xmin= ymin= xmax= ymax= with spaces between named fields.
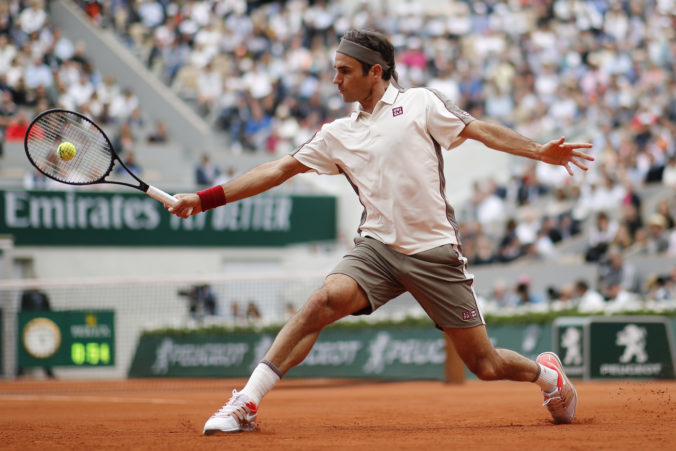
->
xmin=1 ymin=378 xmax=675 ymax=450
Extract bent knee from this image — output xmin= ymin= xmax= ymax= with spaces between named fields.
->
xmin=297 ymin=288 xmax=347 ymax=327
xmin=305 ymin=276 xmax=368 ymax=317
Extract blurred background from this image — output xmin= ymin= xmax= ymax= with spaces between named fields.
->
xmin=1 ymin=0 xmax=675 ymax=381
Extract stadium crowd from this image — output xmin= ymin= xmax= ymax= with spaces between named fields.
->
xmin=2 ymin=0 xmax=676 ymax=311
xmin=0 ymin=0 xmax=169 ymax=177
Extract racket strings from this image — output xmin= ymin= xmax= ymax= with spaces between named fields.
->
xmin=26 ymin=111 xmax=114 ymax=184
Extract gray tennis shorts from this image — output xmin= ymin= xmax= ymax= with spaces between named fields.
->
xmin=329 ymin=236 xmax=484 ymax=329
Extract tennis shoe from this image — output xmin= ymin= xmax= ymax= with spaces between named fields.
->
xmin=203 ymin=389 xmax=258 ymax=434
xmin=536 ymin=352 xmax=578 ymax=424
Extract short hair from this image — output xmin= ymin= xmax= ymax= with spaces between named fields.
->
xmin=341 ymin=29 xmax=396 ymax=81
xmin=575 ymin=279 xmax=589 ymax=291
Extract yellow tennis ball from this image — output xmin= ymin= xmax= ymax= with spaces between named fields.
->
xmin=57 ymin=142 xmax=76 ymax=161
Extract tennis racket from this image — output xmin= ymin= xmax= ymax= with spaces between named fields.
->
xmin=24 ymin=108 xmax=178 ymax=207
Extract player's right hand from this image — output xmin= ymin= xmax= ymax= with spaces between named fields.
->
xmin=166 ymin=193 xmax=201 ymax=218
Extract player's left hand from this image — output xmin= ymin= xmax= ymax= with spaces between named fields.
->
xmin=539 ymin=137 xmax=594 ymax=176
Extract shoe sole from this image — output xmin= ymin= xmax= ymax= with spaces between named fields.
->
xmin=204 ymin=429 xmax=246 ymax=435
xmin=537 ymin=352 xmax=578 ymax=424
xmin=203 ymin=421 xmax=257 ymax=435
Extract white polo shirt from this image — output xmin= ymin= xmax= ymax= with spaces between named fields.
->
xmin=292 ymin=83 xmax=475 ymax=255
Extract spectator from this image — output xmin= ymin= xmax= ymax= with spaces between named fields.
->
xmin=51 ymin=28 xmax=75 ymax=63
xmin=23 ymin=167 xmax=50 ymax=190
xmin=146 ymin=120 xmax=169 ymax=143
xmin=195 ymin=153 xmax=220 ymax=187
xmin=109 ymin=87 xmax=139 ymax=122
xmin=661 ymin=156 xmax=676 ymax=188
xmin=112 ymin=122 xmax=136 ymax=155
xmin=611 ymin=223 xmax=634 ymax=252
xmin=496 ymin=218 xmax=522 ymax=263
xmin=246 ymin=301 xmax=262 ymax=324
xmin=0 ymin=89 xmax=17 ymax=154
xmin=230 ymin=300 xmax=245 ymax=324
xmin=471 ymin=233 xmax=497 ymax=266
xmin=117 ymin=150 xmax=141 ymax=176
xmin=655 ymin=199 xmax=675 ymax=229
xmin=573 ymin=279 xmax=605 ymax=313
xmin=196 ymin=61 xmax=223 ymax=116
xmin=19 ymin=0 xmax=48 ymax=37
xmin=585 ymin=211 xmax=618 ymax=263
xmin=539 ymin=216 xmax=563 ymax=244
xmin=0 ymin=34 xmax=17 ymax=74
xmin=644 ymin=213 xmax=670 ymax=255
xmin=23 ymin=55 xmax=53 ymax=90
xmin=243 ymin=99 xmax=273 ymax=151
xmin=4 ymin=108 xmax=30 ymax=141
xmin=513 ymin=275 xmax=545 ymax=307
xmin=597 ymin=246 xmax=639 ymax=302
xmin=18 ymin=283 xmax=56 ymax=378
xmin=644 ymin=274 xmax=673 ymax=302
xmin=179 ymin=284 xmax=218 ymax=321
xmin=619 ymin=202 xmax=643 ymax=241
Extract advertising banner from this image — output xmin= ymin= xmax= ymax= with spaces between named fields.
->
xmin=1 ymin=190 xmax=336 ymax=247
xmin=128 ymin=324 xmax=554 ymax=379
xmin=129 ymin=327 xmax=448 ymax=379
xmin=589 ymin=317 xmax=676 ymax=379
xmin=554 ymin=316 xmax=676 ymax=379
xmin=553 ymin=318 xmax=588 ymax=377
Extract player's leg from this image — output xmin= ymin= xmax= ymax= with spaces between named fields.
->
xmin=203 ymin=273 xmax=370 ymax=435
xmin=445 ymin=324 xmax=577 ymax=424
xmin=443 ymin=324 xmax=538 ymax=381
xmin=401 ymin=243 xmax=576 ymax=424
xmin=263 ymin=273 xmax=370 ymax=373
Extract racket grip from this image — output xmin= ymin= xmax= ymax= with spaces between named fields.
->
xmin=146 ymin=185 xmax=179 ymax=207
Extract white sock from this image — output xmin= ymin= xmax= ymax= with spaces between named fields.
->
xmin=534 ymin=363 xmax=559 ymax=393
xmin=241 ymin=360 xmax=282 ymax=405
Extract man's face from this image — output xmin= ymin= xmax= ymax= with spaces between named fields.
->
xmin=333 ymin=53 xmax=375 ymax=104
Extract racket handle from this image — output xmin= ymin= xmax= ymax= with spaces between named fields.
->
xmin=146 ymin=185 xmax=179 ymax=207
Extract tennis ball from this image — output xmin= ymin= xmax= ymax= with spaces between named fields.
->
xmin=57 ymin=141 xmax=76 ymax=161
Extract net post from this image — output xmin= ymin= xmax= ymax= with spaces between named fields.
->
xmin=444 ymin=333 xmax=465 ymax=384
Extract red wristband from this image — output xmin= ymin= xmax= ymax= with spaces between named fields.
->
xmin=197 ymin=185 xmax=227 ymax=211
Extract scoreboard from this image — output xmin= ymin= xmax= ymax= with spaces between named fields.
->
xmin=18 ymin=310 xmax=115 ymax=367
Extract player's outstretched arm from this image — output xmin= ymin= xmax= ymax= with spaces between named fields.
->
xmin=167 ymin=155 xmax=310 ymax=218
xmin=459 ymin=120 xmax=594 ymax=175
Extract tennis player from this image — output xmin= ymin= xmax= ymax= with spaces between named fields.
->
xmin=167 ymin=29 xmax=593 ymax=434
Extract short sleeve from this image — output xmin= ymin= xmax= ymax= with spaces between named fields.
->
xmin=291 ymin=125 xmax=341 ymax=175
xmin=425 ymin=88 xmax=475 ymax=150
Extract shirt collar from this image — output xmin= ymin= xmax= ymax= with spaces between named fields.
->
xmin=351 ymin=82 xmax=400 ymax=121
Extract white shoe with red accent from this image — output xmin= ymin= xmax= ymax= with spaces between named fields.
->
xmin=203 ymin=389 xmax=258 ymax=434
xmin=536 ymin=352 xmax=578 ymax=424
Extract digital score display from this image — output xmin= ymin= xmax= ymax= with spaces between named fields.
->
xmin=18 ymin=311 xmax=115 ymax=367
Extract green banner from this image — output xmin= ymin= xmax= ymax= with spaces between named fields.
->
xmin=129 ymin=332 xmax=261 ymax=378
xmin=553 ymin=318 xmax=588 ymax=377
xmin=17 ymin=310 xmax=115 ymax=368
xmin=128 ymin=324 xmax=555 ymax=379
xmin=589 ymin=317 xmax=675 ymax=379
xmin=1 ymin=190 xmax=336 ymax=246
xmin=554 ymin=316 xmax=676 ymax=379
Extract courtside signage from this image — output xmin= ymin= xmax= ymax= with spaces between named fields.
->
xmin=1 ymin=190 xmax=336 ymax=246
xmin=553 ymin=318 xmax=587 ymax=377
xmin=129 ymin=327 xmax=448 ymax=379
xmin=129 ymin=325 xmax=554 ymax=380
xmin=554 ymin=316 xmax=676 ymax=380
xmin=589 ymin=317 xmax=676 ymax=379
